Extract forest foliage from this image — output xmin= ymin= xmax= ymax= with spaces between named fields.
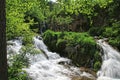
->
xmin=7 ymin=0 xmax=120 ymax=51
xmin=7 ymin=0 xmax=115 ymax=39
xmin=6 ymin=0 xmax=119 ymax=37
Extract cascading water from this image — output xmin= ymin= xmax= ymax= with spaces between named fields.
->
xmin=97 ymin=39 xmax=120 ymax=80
xmin=24 ymin=37 xmax=95 ymax=80
xmin=7 ymin=39 xmax=22 ymax=55
xmin=7 ymin=38 xmax=22 ymax=65
xmin=7 ymin=37 xmax=95 ymax=80
xmin=24 ymin=37 xmax=79 ymax=80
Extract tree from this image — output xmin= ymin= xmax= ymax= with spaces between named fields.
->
xmin=0 ymin=0 xmax=8 ymax=80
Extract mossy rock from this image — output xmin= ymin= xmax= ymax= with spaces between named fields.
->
xmin=43 ymin=30 xmax=102 ymax=70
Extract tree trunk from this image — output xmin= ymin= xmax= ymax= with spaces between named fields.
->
xmin=0 ymin=0 xmax=8 ymax=80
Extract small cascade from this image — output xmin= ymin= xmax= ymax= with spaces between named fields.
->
xmin=24 ymin=37 xmax=95 ymax=80
xmin=33 ymin=37 xmax=60 ymax=60
xmin=7 ymin=39 xmax=22 ymax=64
xmin=97 ymin=39 xmax=120 ymax=80
xmin=7 ymin=39 xmax=22 ymax=55
xmin=24 ymin=37 xmax=80 ymax=80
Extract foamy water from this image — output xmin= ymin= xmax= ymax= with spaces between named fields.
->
xmin=97 ymin=39 xmax=120 ymax=80
xmin=7 ymin=37 xmax=96 ymax=80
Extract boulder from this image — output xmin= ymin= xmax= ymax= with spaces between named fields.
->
xmin=80 ymin=67 xmax=97 ymax=78
xmin=72 ymin=76 xmax=96 ymax=80
xmin=71 ymin=67 xmax=97 ymax=80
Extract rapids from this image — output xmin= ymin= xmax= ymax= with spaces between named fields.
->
xmin=7 ymin=37 xmax=120 ymax=80
xmin=97 ymin=39 xmax=120 ymax=80
xmin=7 ymin=37 xmax=94 ymax=80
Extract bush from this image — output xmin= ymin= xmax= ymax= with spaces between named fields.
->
xmin=103 ymin=27 xmax=118 ymax=37
xmin=21 ymin=45 xmax=42 ymax=55
xmin=109 ymin=37 xmax=120 ymax=50
xmin=88 ymin=27 xmax=105 ymax=36
xmin=8 ymin=53 xmax=29 ymax=80
xmin=22 ymin=31 xmax=34 ymax=46
xmin=102 ymin=21 xmax=120 ymax=51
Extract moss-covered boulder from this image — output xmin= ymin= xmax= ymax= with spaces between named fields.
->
xmin=43 ymin=30 xmax=101 ymax=70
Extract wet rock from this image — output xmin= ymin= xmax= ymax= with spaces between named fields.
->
xmin=103 ymin=38 xmax=108 ymax=41
xmin=71 ymin=67 xmax=97 ymax=80
xmin=41 ymin=49 xmax=49 ymax=59
xmin=94 ymin=36 xmax=99 ymax=39
xmin=80 ymin=67 xmax=97 ymax=78
xmin=72 ymin=76 xmax=96 ymax=80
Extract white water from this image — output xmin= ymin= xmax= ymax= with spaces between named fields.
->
xmin=24 ymin=37 xmax=95 ymax=80
xmin=97 ymin=39 xmax=120 ymax=80
xmin=7 ymin=39 xmax=22 ymax=65
xmin=7 ymin=37 xmax=95 ymax=80
xmin=7 ymin=39 xmax=22 ymax=55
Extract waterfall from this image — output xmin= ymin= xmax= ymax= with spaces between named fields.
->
xmin=7 ymin=36 xmax=95 ymax=80
xmin=97 ymin=39 xmax=120 ymax=80
xmin=24 ymin=37 xmax=81 ymax=80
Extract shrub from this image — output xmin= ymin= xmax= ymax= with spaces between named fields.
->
xmin=94 ymin=61 xmax=101 ymax=71
xmin=88 ymin=27 xmax=105 ymax=36
xmin=21 ymin=45 xmax=42 ymax=55
xmin=8 ymin=53 xmax=29 ymax=80
xmin=102 ymin=21 xmax=120 ymax=51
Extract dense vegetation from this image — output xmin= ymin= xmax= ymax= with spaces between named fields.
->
xmin=89 ymin=21 xmax=120 ymax=51
xmin=6 ymin=0 xmax=120 ymax=49
xmin=43 ymin=30 xmax=101 ymax=71
xmin=6 ymin=0 xmax=120 ymax=79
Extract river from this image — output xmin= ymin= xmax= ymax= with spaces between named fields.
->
xmin=7 ymin=37 xmax=120 ymax=80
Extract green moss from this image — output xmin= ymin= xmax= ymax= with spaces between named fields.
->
xmin=43 ymin=30 xmax=101 ymax=70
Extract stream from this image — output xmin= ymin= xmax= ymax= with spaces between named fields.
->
xmin=7 ymin=37 xmax=120 ymax=80
xmin=97 ymin=39 xmax=120 ymax=80
xmin=24 ymin=37 xmax=82 ymax=80
xmin=7 ymin=37 xmax=94 ymax=80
